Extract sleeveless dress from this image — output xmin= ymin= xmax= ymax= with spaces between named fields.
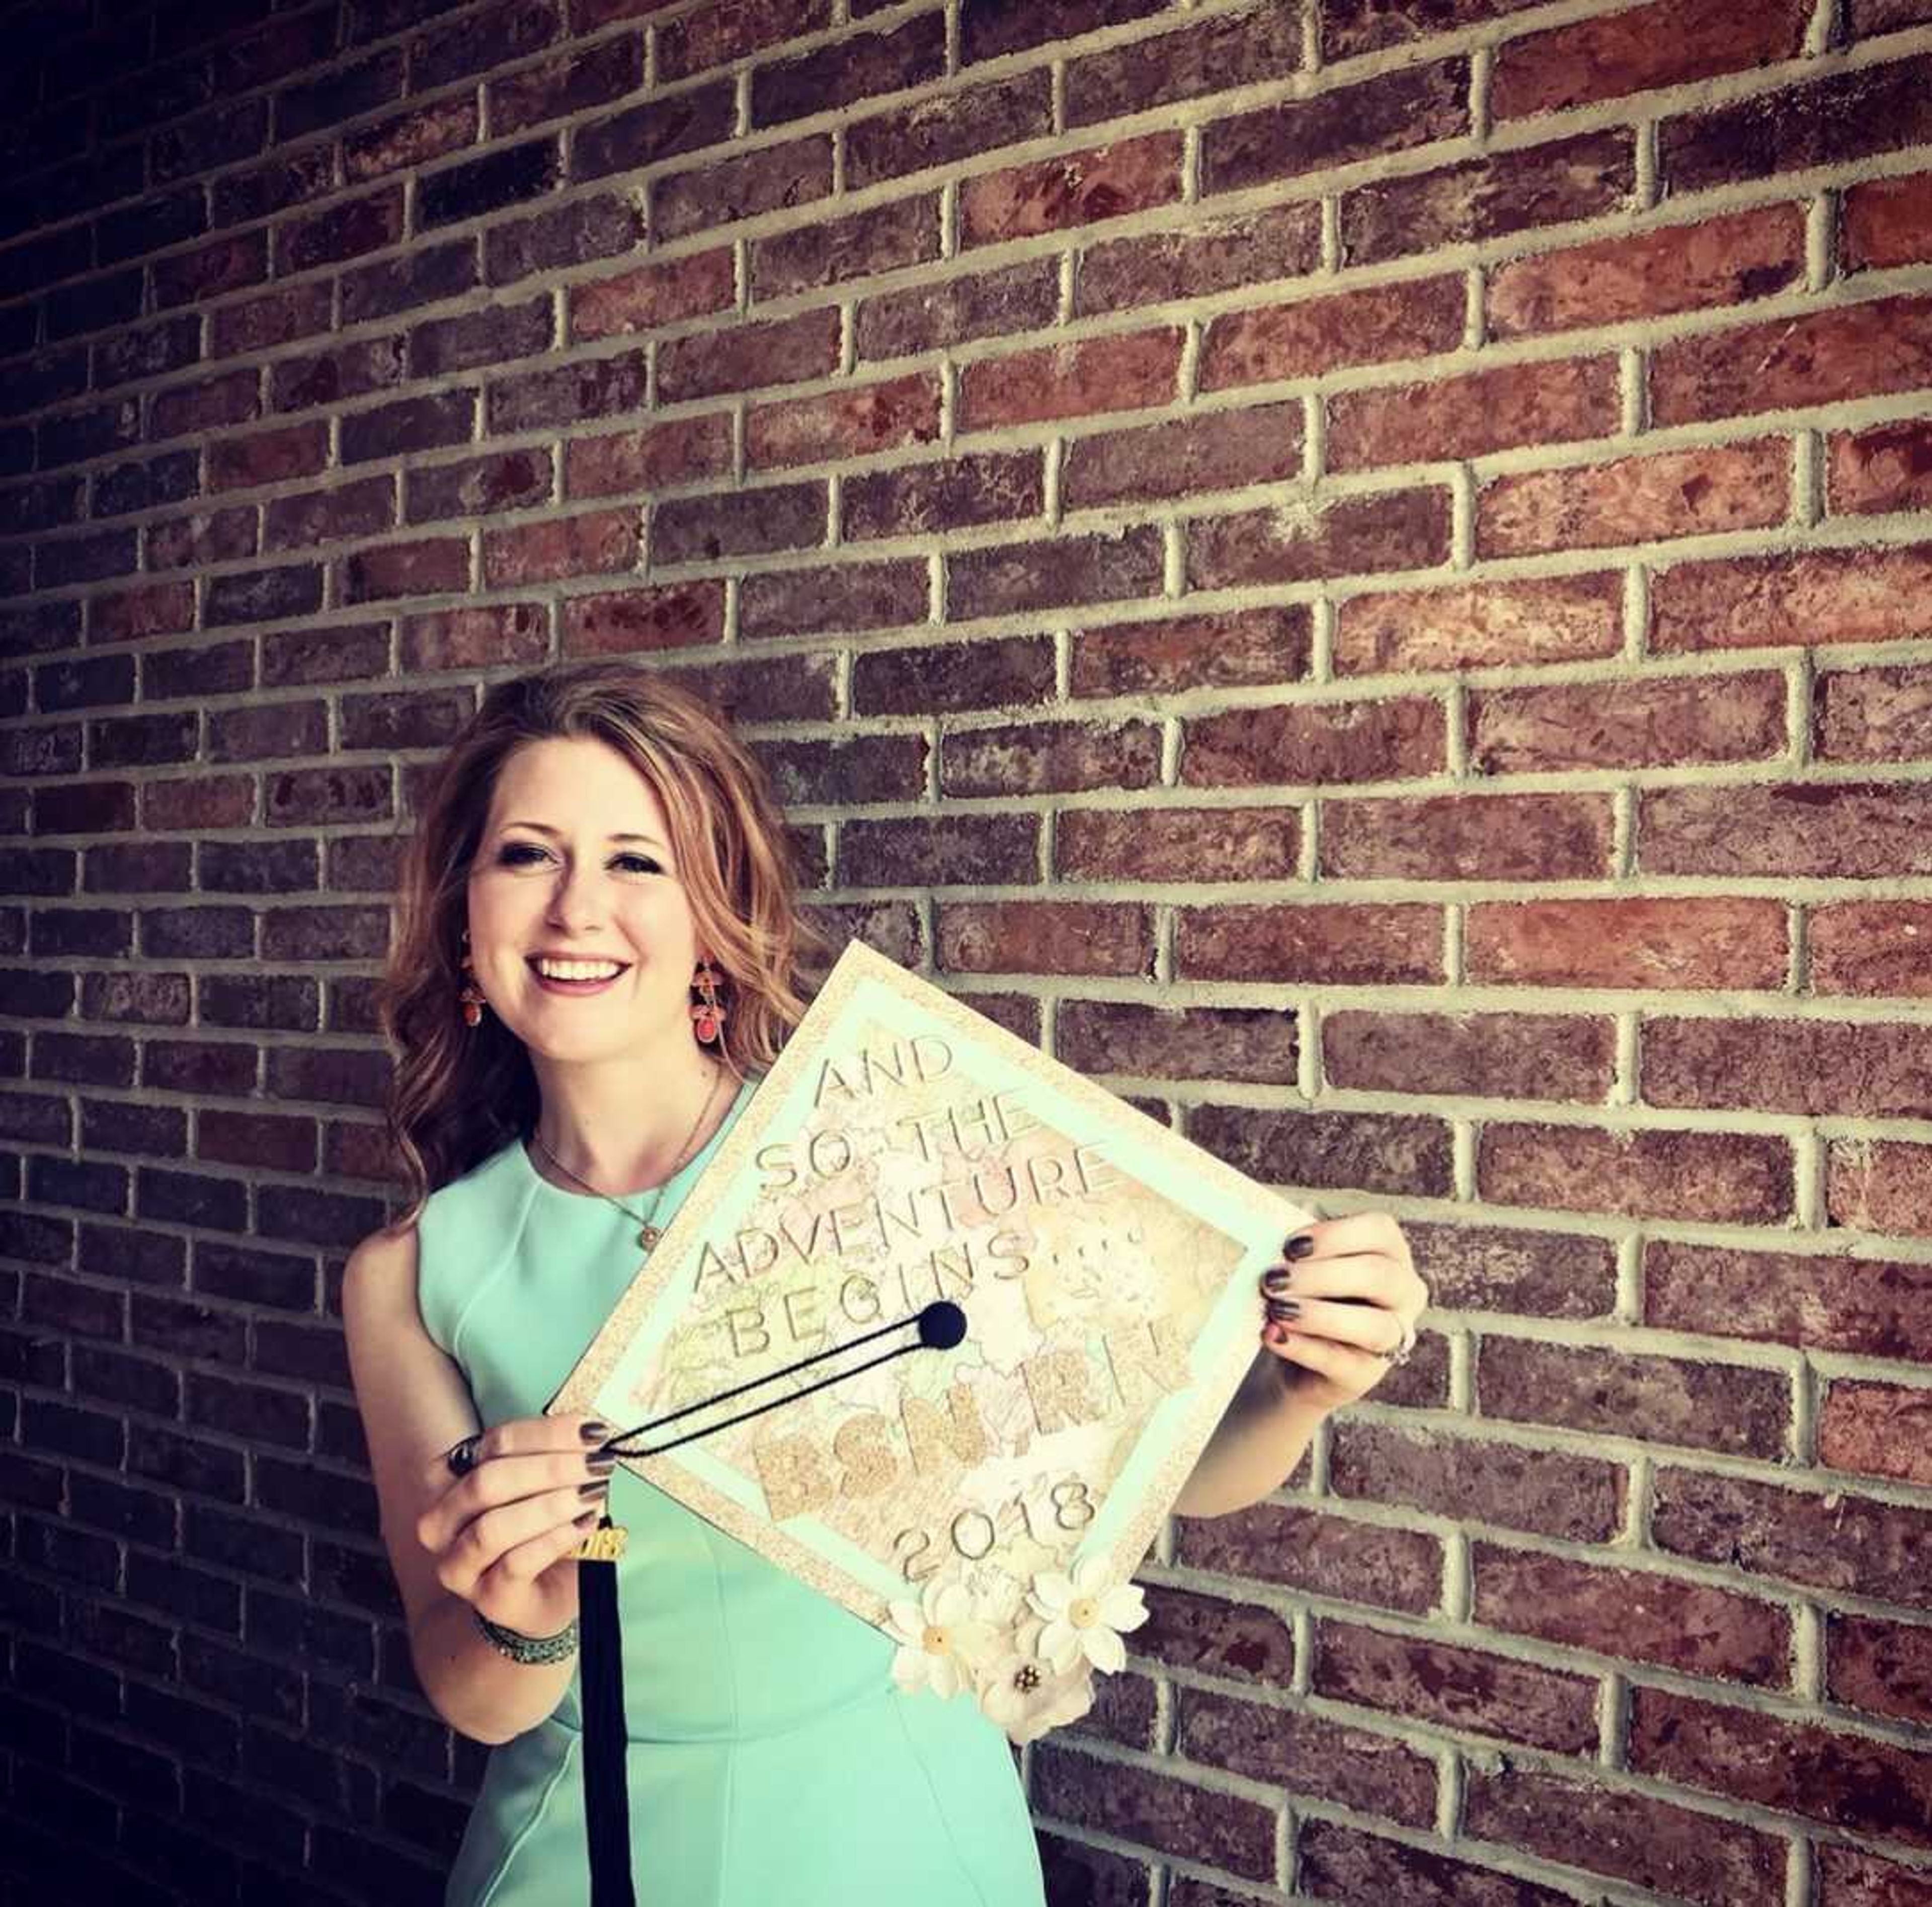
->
xmin=415 ymin=1072 xmax=1046 ymax=1907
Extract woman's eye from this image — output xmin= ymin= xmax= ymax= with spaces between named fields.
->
xmin=496 ymin=843 xmax=661 ymax=874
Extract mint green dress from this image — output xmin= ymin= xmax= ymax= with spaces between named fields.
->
xmin=415 ymin=1073 xmax=1045 ymax=1907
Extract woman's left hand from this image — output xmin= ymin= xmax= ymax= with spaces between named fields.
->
xmin=1257 ymin=1213 xmax=1429 ymax=1414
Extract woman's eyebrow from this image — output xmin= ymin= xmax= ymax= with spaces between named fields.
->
xmin=502 ymin=820 xmax=670 ymax=851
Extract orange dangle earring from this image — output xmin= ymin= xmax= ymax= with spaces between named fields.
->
xmin=458 ymin=927 xmax=487 ymax=1029
xmin=691 ymin=959 xmax=726 ymax=1046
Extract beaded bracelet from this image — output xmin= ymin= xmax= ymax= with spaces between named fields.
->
xmin=473 ymin=1606 xmax=579 ymax=1665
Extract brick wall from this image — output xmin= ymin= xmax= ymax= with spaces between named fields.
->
xmin=3 ymin=0 xmax=1931 ymax=1900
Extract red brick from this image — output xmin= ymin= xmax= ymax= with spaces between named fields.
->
xmin=960 ymin=0 xmax=1164 ymax=65
xmin=1658 ymin=1465 xmax=1932 ymax=1609
xmin=1298 ymin=1820 xmax=1578 ymax=1907
xmin=750 ymin=14 xmax=945 ymax=127
xmin=1646 ymin=1017 xmax=1932 ymax=1119
xmin=1479 ymin=1121 xmax=1792 ymax=1223
xmin=846 ymin=73 xmax=1053 ymax=191
xmin=657 ymin=308 xmax=840 ymax=402
xmin=1342 ymin=132 xmax=1635 ymax=267
xmin=1473 ymin=1545 xmax=1790 ymax=1683
xmin=1178 ymin=904 xmax=1444 ymax=986
xmin=1062 ymin=402 xmax=1304 ymax=510
xmin=342 ymin=240 xmax=481 ymax=327
xmin=206 ymin=422 xmax=327 ymax=495
xmin=1186 ymin=489 xmax=1452 ymax=589
xmin=1480 ymin=440 xmax=1791 ymax=559
xmin=1055 ymin=807 xmax=1302 ymax=883
xmin=485 ymin=351 xmax=649 ymax=432
xmin=1314 ymin=1620 xmax=1598 ymax=1752
xmin=1654 ymin=544 xmax=1932 ymax=657
xmin=947 ymin=527 xmax=1165 ymax=620
xmin=1845 ymin=171 xmax=1932 ymax=270
xmin=1471 ymin=671 xmax=1785 ymax=774
xmin=851 ymin=635 xmax=1053 ymax=715
xmin=400 ymin=603 xmax=548 ymax=672
xmin=145 ymin=508 xmax=259 ymax=570
xmin=1324 ymin=1009 xmax=1614 ymax=1102
xmin=1199 ymin=274 xmax=1464 ymax=391
xmin=1821 ymin=1380 xmax=1932 ymax=1487
xmin=740 ymin=558 xmax=927 ymax=641
xmin=1829 ymin=420 xmax=1932 ymax=518
xmin=1066 ymin=6 xmax=1302 ymax=126
xmin=837 ymin=814 xmax=1040 ymax=889
xmin=651 ymin=482 xmax=825 ymax=565
xmin=1642 ymin=780 xmax=1932 ymax=878
xmin=940 ymin=718 xmax=1162 ymax=797
xmin=1056 ymin=999 xmax=1298 ymax=1085
xmin=1812 ymin=900 xmax=1932 ymax=998
xmin=757 ymin=735 xmax=927 ymax=810
xmin=1406 ymin=1220 xmax=1618 ymax=1319
xmin=481 ymin=510 xmax=635 ymax=588
xmin=1830 ymin=1138 xmax=1932 ymax=1236
xmin=406 ymin=447 xmax=551 ymax=524
xmin=153 ymin=369 xmax=262 ymax=438
xmin=1334 ymin=573 xmax=1623 ymax=676
xmin=565 ymin=414 xmax=733 ymax=500
xmin=1322 ymin=790 xmax=1613 ymax=881
xmin=1631 ymin=1686 xmax=1932 ymax=1850
xmin=1203 ymin=58 xmax=1470 ymax=198
xmin=957 ymin=328 xmax=1182 ymax=431
xmin=1330 ymin=356 xmax=1620 ymax=471
xmin=1189 ymin=1102 xmax=1453 ymax=1197
xmin=653 ymin=134 xmax=834 ymax=242
xmin=276 ymin=189 xmax=403 ymax=275
xmin=1828 ymin=1614 xmax=1932 ymax=1729
xmin=1660 ymin=52 xmax=1932 ymax=195
xmin=842 ymin=450 xmax=1042 ymax=542
xmin=961 ymin=133 xmax=1180 ymax=247
xmin=1468 ymin=897 xmax=1785 ymax=989
xmin=856 ymin=258 xmax=1061 ymax=361
xmin=1177 ymin=1687 xmax=1438 ymax=1829
xmin=1645 ymin=1239 xmax=1932 ymax=1361
xmin=1494 ymin=0 xmax=1808 ymax=120
xmin=665 ymin=656 xmax=838 ymax=730
xmin=1462 ymin=1765 xmax=1785 ymax=1907
xmin=1076 ymin=203 xmax=1322 ymax=316
xmin=343 ymin=94 xmax=478 ymax=182
xmin=1136 ymin=1584 xmax=1294 ymax=1686
xmin=746 ymin=375 xmax=941 ymax=472
xmin=485 ymin=190 xmax=647 ymax=285
xmin=1039 ymin=1836 xmax=1152 ymax=1907
xmin=1654 ymin=294 xmax=1932 ymax=427
xmin=937 ymin=903 xmax=1150 ymax=979
xmin=751 ymin=194 xmax=939 ymax=301
xmin=658 ymin=0 xmax=832 ymax=80
xmin=568 ymin=248 xmax=734 ymax=343
xmin=1071 ymin=606 xmax=1311 ymax=696
xmin=1820 ymin=1845 xmax=1932 ymax=1907
xmin=1182 ymin=695 xmax=1444 ymax=789
xmin=262 ymin=479 xmax=396 ymax=552
xmin=1488 ymin=204 xmax=1806 ymax=338
xmin=1320 ymin=0 xmax=1549 ymax=58
xmin=1174 ymin=1502 xmax=1442 ymax=1616
xmin=488 ymin=35 xmax=640 ymax=135
xmin=338 ymin=539 xmax=467 ymax=604
xmin=561 ymin=582 xmax=723 ymax=658
xmin=1332 ymin=1419 xmax=1624 ymax=1540
xmin=1481 ymin=1336 xmax=1790 ymax=1459
xmin=1031 ymin=1741 xmax=1275 ymax=1881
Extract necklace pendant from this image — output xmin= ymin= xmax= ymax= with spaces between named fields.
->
xmin=638 ymin=1223 xmax=662 ymax=1250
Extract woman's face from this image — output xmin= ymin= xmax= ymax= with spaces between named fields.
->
xmin=464 ymin=735 xmax=705 ymax=1063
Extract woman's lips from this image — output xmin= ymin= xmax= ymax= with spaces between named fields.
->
xmin=525 ymin=958 xmax=630 ymax=996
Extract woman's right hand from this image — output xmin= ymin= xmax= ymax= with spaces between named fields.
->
xmin=417 ymin=1414 xmax=615 ymax=1640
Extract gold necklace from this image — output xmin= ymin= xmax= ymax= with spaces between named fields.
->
xmin=530 ymin=1065 xmax=726 ymax=1249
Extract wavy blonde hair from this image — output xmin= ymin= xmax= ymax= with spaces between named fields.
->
xmin=377 ymin=659 xmax=823 ymax=1224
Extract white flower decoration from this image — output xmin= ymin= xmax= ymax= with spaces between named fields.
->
xmin=1027 ymin=1554 xmax=1148 ymax=1675
xmin=885 ymin=1578 xmax=994 ymax=1700
xmin=976 ymin=1619 xmax=1094 ymax=1743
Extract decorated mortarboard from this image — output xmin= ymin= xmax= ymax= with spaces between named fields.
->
xmin=551 ymin=940 xmax=1313 ymax=1902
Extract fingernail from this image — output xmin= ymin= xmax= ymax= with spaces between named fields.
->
xmin=574 ymin=1509 xmax=600 ymax=1530
xmin=581 ymin=1421 xmax=614 ymax=1443
xmin=1261 ymin=1268 xmax=1291 ymax=1294
xmin=1285 ymin=1235 xmax=1316 ymax=1260
xmin=1265 ymin=1298 xmax=1301 ymax=1322
xmin=579 ymin=1479 xmax=609 ymax=1500
xmin=586 ymin=1452 xmax=616 ymax=1475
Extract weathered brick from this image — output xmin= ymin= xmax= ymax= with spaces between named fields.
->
xmin=1299 ymin=1821 xmax=1578 ymax=1907
xmin=1828 ymin=1614 xmax=1932 ymax=1729
xmin=1077 ymin=202 xmax=1323 ymax=316
xmin=1201 ymin=274 xmax=1463 ymax=392
xmin=1833 ymin=1138 xmax=1932 ymax=1239
xmin=1183 ymin=696 xmax=1445 ymax=788
xmin=746 ymin=374 xmax=941 ymax=472
xmin=1332 ymin=356 xmax=1621 ymax=471
xmin=1645 ymin=1017 xmax=1932 ymax=1119
xmin=1072 ymin=606 xmax=1311 ymax=697
xmin=857 ymin=257 xmax=1060 ymax=360
xmin=406 ymin=447 xmax=552 ymax=524
xmin=1845 ymin=170 xmax=1932 ymax=271
xmin=842 ymin=449 xmax=1042 ymax=542
xmin=344 ymin=96 xmax=478 ymax=185
xmin=1314 ymin=1620 xmax=1599 ymax=1751
xmin=752 ymin=14 xmax=947 ymax=128
xmin=204 ymin=564 xmax=324 ymax=627
xmin=207 ymin=422 xmax=327 ymax=495
xmin=659 ymin=0 xmax=833 ymax=80
xmin=1819 ymin=1845 xmax=1932 ymax=1907
xmin=1642 ymin=780 xmax=1932 ymax=878
xmin=569 ymin=248 xmax=735 ymax=343
xmin=1322 ymin=791 xmax=1613 ymax=881
xmin=1189 ymin=1101 xmax=1453 ymax=1196
xmin=409 ymin=297 xmax=554 ymax=377
xmin=739 ymin=558 xmax=927 ymax=640
xmin=212 ymin=281 xmax=334 ymax=358
xmin=488 ymin=34 xmax=640 ymax=135
xmin=1488 ymin=203 xmax=1806 ymax=338
xmin=144 ymin=507 xmax=257 ymax=570
xmin=1659 ymin=541 xmax=1932 ymax=653
xmin=838 ymin=813 xmax=1040 ymax=889
xmin=276 ymin=189 xmax=404 ymax=275
xmin=1811 ymin=900 xmax=1932 ymax=998
xmin=1032 ymin=1741 xmax=1275 ymax=1880
xmin=960 ymin=0 xmax=1165 ymax=66
xmin=1320 ymin=0 xmax=1548 ymax=58
xmin=566 ymin=415 xmax=733 ymax=500
xmin=271 ymin=337 xmax=406 ymax=416
xmin=263 ymin=479 xmax=397 ymax=552
xmin=487 ymin=350 xmax=647 ymax=430
xmin=1480 ymin=1121 xmax=1792 ymax=1223
xmin=1186 ymin=903 xmax=1437 ymax=987
xmin=652 ymin=482 xmax=825 ymax=564
xmin=653 ymin=135 xmax=834 ymax=243
xmin=1067 ymin=6 xmax=1301 ymax=125
xmin=962 ymin=133 xmax=1181 ymax=247
xmin=339 ymin=538 xmax=469 ymax=604
xmin=1325 ymin=1009 xmax=1614 ymax=1103
xmin=1468 ymin=896 xmax=1785 ymax=985
xmin=658 ymin=308 xmax=841 ymax=403
xmin=1335 ymin=573 xmax=1623 ymax=676
xmin=1186 ymin=489 xmax=1452 ymax=589
xmin=941 ymin=718 xmax=1162 ymax=796
xmin=150 ymin=232 xmax=267 ymax=310
xmin=751 ymin=194 xmax=939 ymax=301
xmin=851 ymin=636 xmax=1053 ymax=715
xmin=1821 ymin=1380 xmax=1932 ymax=1487
xmin=1204 ymin=58 xmax=1469 ymax=198
xmin=1828 ymin=420 xmax=1932 ymax=518
xmin=1054 ymin=807 xmax=1299 ymax=884
xmin=1463 ymin=1766 xmax=1785 ymax=1907
xmin=948 ymin=527 xmax=1165 ymax=620
xmin=1660 ymin=52 xmax=1932 ymax=194
xmin=937 ymin=902 xmax=1151 ymax=978
xmin=1343 ymin=132 xmax=1635 ymax=266
xmin=486 ymin=190 xmax=646 ymax=284
xmin=1471 ymin=671 xmax=1786 ymax=773
xmin=341 ymin=390 xmax=475 ymax=466
xmin=482 ymin=509 xmax=636 ymax=587
xmin=1494 ymin=0 xmax=1808 ymax=120
xmin=403 ymin=603 xmax=548 ymax=673
xmin=847 ymin=72 xmax=1053 ymax=190
xmin=1063 ymin=402 xmax=1304 ymax=510
xmin=562 ymin=582 xmax=723 ymax=657
xmin=958 ymin=328 xmax=1182 ymax=431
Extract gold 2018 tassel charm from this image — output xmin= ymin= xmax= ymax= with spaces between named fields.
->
xmin=576 ymin=1522 xmax=628 ymax=1562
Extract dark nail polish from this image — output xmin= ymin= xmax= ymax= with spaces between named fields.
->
xmin=574 ymin=1509 xmax=600 ymax=1530
xmin=1285 ymin=1234 xmax=1316 ymax=1260
xmin=586 ymin=1453 xmax=616 ymax=1475
xmin=1265 ymin=1298 xmax=1301 ymax=1322
xmin=1261 ymin=1268 xmax=1291 ymax=1294
xmin=579 ymin=1479 xmax=609 ymax=1500
xmin=581 ymin=1421 xmax=614 ymax=1443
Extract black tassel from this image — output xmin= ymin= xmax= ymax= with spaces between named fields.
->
xmin=580 ymin=1525 xmax=635 ymax=1907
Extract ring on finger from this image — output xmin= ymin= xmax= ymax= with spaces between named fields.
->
xmin=1379 ymin=1318 xmax=1419 ymax=1366
xmin=445 ymin=1434 xmax=483 ymax=1478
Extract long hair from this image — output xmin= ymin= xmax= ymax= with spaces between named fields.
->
xmin=377 ymin=659 xmax=823 ymax=1225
